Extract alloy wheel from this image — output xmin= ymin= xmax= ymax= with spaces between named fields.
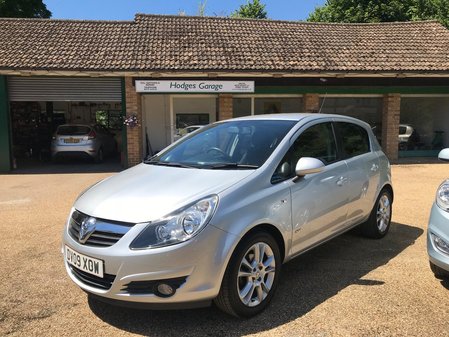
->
xmin=376 ymin=194 xmax=391 ymax=232
xmin=237 ymin=242 xmax=276 ymax=307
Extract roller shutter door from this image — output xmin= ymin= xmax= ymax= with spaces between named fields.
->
xmin=8 ymin=77 xmax=122 ymax=102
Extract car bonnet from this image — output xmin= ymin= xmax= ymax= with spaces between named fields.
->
xmin=73 ymin=163 xmax=255 ymax=224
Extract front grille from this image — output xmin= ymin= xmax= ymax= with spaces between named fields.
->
xmin=121 ymin=277 xmax=187 ymax=295
xmin=70 ymin=265 xmax=116 ymax=290
xmin=69 ymin=210 xmax=134 ymax=247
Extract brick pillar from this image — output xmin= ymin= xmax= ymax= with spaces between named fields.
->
xmin=303 ymin=93 xmax=320 ymax=113
xmin=124 ymin=77 xmax=143 ymax=167
xmin=382 ymin=93 xmax=401 ymax=161
xmin=218 ymin=94 xmax=233 ymax=120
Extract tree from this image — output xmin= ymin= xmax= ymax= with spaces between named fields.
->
xmin=197 ymin=0 xmax=207 ymax=16
xmin=308 ymin=0 xmax=449 ymax=28
xmin=0 ymin=0 xmax=51 ymax=18
xmin=231 ymin=0 xmax=268 ymax=19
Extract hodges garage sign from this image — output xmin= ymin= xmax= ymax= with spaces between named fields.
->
xmin=136 ymin=80 xmax=255 ymax=93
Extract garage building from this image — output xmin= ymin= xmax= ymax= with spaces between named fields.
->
xmin=1 ymin=14 xmax=449 ymax=171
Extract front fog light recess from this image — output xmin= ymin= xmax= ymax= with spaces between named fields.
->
xmin=432 ymin=233 xmax=449 ymax=255
xmin=130 ymin=195 xmax=218 ymax=249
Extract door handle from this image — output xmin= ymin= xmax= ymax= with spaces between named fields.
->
xmin=336 ymin=177 xmax=347 ymax=186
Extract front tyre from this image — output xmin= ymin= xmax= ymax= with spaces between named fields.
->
xmin=360 ymin=189 xmax=392 ymax=239
xmin=214 ymin=232 xmax=281 ymax=318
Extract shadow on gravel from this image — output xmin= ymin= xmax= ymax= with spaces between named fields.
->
xmin=440 ymin=280 xmax=449 ymax=290
xmin=9 ymin=157 xmax=122 ymax=175
xmin=88 ymin=222 xmax=422 ymax=337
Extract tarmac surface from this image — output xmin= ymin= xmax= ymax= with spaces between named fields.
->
xmin=1 ymin=162 xmax=449 ymax=336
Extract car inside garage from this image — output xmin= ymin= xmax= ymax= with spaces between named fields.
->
xmin=7 ymin=77 xmax=124 ymax=170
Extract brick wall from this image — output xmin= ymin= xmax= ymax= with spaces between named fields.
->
xmin=382 ymin=93 xmax=401 ymax=161
xmin=303 ymin=93 xmax=320 ymax=113
xmin=218 ymin=94 xmax=233 ymax=120
xmin=124 ymin=77 xmax=143 ymax=167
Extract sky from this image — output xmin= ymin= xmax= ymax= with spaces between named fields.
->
xmin=44 ymin=0 xmax=326 ymax=22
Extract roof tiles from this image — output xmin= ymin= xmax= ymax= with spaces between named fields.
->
xmin=0 ymin=14 xmax=449 ymax=73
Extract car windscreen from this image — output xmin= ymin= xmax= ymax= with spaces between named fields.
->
xmin=145 ymin=120 xmax=297 ymax=169
xmin=57 ymin=126 xmax=91 ymax=136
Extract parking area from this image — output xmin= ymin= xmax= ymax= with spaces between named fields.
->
xmin=0 ymin=163 xmax=448 ymax=336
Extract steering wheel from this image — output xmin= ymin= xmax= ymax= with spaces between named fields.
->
xmin=207 ymin=147 xmax=231 ymax=160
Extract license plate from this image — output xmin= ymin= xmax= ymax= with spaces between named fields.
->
xmin=64 ymin=138 xmax=80 ymax=144
xmin=65 ymin=245 xmax=104 ymax=278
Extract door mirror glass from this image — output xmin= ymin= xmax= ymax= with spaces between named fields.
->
xmin=295 ymin=157 xmax=325 ymax=177
xmin=438 ymin=148 xmax=449 ymax=162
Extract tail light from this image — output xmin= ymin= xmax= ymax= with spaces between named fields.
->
xmin=88 ymin=130 xmax=96 ymax=140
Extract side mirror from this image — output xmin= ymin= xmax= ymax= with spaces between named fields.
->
xmin=438 ymin=148 xmax=449 ymax=162
xmin=295 ymin=157 xmax=325 ymax=177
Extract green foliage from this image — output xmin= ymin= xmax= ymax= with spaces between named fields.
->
xmin=197 ymin=0 xmax=207 ymax=16
xmin=0 ymin=0 xmax=51 ymax=18
xmin=308 ymin=0 xmax=449 ymax=28
xmin=231 ymin=0 xmax=268 ymax=19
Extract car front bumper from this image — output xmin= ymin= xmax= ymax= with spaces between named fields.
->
xmin=427 ymin=203 xmax=449 ymax=272
xmin=62 ymin=213 xmax=238 ymax=308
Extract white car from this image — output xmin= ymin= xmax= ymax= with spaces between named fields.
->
xmin=51 ymin=124 xmax=116 ymax=163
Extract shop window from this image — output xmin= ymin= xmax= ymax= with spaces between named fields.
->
xmin=233 ymin=98 xmax=251 ymax=118
xmin=176 ymin=113 xmax=210 ymax=129
xmin=319 ymin=97 xmax=383 ymax=143
xmin=254 ymin=98 xmax=302 ymax=115
xmin=400 ymin=97 xmax=449 ymax=156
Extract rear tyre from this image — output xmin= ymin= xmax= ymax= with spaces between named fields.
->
xmin=430 ymin=262 xmax=449 ymax=281
xmin=214 ymin=231 xmax=281 ymax=318
xmin=95 ymin=148 xmax=104 ymax=164
xmin=360 ymin=189 xmax=392 ymax=239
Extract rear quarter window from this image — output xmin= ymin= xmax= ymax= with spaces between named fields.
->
xmin=337 ymin=122 xmax=370 ymax=158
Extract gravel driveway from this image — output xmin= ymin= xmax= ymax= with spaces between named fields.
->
xmin=1 ymin=163 xmax=448 ymax=336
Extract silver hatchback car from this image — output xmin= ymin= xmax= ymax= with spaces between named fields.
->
xmin=62 ymin=114 xmax=393 ymax=317
xmin=51 ymin=124 xmax=116 ymax=163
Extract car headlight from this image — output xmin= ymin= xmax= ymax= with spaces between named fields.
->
xmin=436 ymin=180 xmax=449 ymax=212
xmin=130 ymin=195 xmax=219 ymax=249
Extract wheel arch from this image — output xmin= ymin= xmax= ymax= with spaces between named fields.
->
xmin=381 ymin=183 xmax=394 ymax=203
xmin=238 ymin=223 xmax=286 ymax=263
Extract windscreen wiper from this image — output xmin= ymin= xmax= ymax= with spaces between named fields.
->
xmin=208 ymin=163 xmax=259 ymax=170
xmin=144 ymin=160 xmax=197 ymax=168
